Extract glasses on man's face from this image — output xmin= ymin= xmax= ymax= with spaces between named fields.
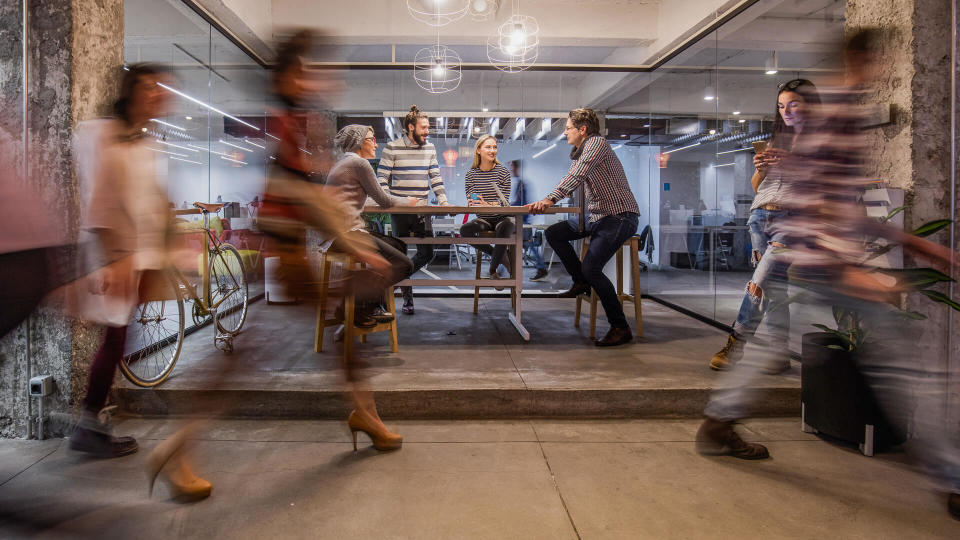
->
xmin=364 ymin=137 xmax=376 ymax=142
xmin=564 ymin=125 xmax=576 ymax=132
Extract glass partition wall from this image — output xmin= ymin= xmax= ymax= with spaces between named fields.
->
xmin=127 ymin=0 xmax=845 ymax=333
xmin=125 ymin=0 xmax=270 ymax=304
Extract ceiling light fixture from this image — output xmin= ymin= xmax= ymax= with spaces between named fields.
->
xmin=150 ymin=118 xmax=186 ymax=131
xmin=407 ymin=0 xmax=469 ymax=26
xmin=469 ymin=0 xmax=500 ymax=20
xmin=157 ymin=83 xmax=260 ymax=130
xmin=148 ymin=147 xmax=189 ymax=158
xmin=220 ymin=155 xmax=247 ymax=165
xmin=413 ymin=3 xmax=462 ymax=95
xmin=170 ymin=156 xmax=203 ymax=165
xmin=220 ymin=139 xmax=255 ymax=153
xmin=487 ymin=1 xmax=538 ymax=72
xmin=765 ymin=51 xmax=778 ymax=75
xmin=732 ymin=110 xmax=741 ymax=115
xmin=532 ymin=143 xmax=556 ymax=159
xmin=155 ymin=140 xmax=199 ymax=152
xmin=663 ymin=142 xmax=701 ymax=155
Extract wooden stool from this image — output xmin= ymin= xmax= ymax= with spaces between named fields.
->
xmin=472 ymin=231 xmax=517 ymax=314
xmin=574 ymin=235 xmax=644 ymax=338
xmin=315 ymin=251 xmax=399 ymax=359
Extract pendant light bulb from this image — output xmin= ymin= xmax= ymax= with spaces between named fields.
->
xmin=765 ymin=51 xmax=779 ymax=75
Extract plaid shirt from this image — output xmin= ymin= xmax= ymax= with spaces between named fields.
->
xmin=547 ymin=135 xmax=639 ymax=222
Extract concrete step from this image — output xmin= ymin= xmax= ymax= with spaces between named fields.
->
xmin=117 ymin=386 xmax=799 ymax=419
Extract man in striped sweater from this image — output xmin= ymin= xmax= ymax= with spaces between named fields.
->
xmin=377 ymin=105 xmax=450 ymax=314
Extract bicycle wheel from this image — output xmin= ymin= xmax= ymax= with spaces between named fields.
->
xmin=210 ymin=243 xmax=248 ymax=335
xmin=120 ymin=272 xmax=185 ymax=387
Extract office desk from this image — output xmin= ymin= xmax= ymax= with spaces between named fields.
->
xmin=363 ymin=205 xmax=576 ymax=340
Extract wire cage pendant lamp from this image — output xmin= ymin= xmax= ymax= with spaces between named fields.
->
xmin=407 ymin=0 xmax=470 ymax=27
xmin=487 ymin=1 xmax=539 ymax=72
xmin=414 ymin=43 xmax=462 ymax=93
xmin=469 ymin=0 xmax=501 ymax=20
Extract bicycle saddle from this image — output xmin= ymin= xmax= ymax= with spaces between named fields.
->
xmin=193 ymin=202 xmax=226 ymax=213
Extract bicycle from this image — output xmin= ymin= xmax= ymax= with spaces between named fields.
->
xmin=120 ymin=202 xmax=250 ymax=387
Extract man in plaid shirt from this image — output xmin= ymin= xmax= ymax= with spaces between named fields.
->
xmin=529 ymin=108 xmax=639 ymax=347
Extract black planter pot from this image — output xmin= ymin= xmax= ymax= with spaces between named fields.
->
xmin=800 ymin=332 xmax=906 ymax=456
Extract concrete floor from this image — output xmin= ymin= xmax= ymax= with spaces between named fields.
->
xmin=1 ymin=417 xmax=957 ymax=539
xmin=117 ymin=297 xmax=800 ymax=418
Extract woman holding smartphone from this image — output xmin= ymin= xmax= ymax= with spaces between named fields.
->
xmin=709 ymin=78 xmax=820 ymax=371
xmin=461 ymin=135 xmax=514 ymax=282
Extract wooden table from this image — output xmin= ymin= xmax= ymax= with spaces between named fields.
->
xmin=363 ymin=205 xmax=577 ymax=340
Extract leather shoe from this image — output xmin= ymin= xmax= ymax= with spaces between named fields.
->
xmin=371 ymin=306 xmax=394 ymax=323
xmin=695 ymin=417 xmax=769 ymax=460
xmin=595 ymin=326 xmax=632 ymax=347
xmin=558 ymin=282 xmax=590 ymax=298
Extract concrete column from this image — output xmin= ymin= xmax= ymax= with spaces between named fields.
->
xmin=0 ymin=0 xmax=123 ymax=438
xmin=845 ymin=0 xmax=956 ymax=395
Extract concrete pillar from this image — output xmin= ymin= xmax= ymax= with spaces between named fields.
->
xmin=845 ymin=0 xmax=957 ymax=401
xmin=0 ymin=0 xmax=123 ymax=438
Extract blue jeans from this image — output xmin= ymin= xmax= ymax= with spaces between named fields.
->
xmin=546 ymin=212 xmax=639 ymax=329
xmin=732 ymin=208 xmax=790 ymax=340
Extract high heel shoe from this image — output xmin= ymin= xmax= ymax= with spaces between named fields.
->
xmin=347 ymin=410 xmax=403 ymax=451
xmin=146 ymin=439 xmax=212 ymax=500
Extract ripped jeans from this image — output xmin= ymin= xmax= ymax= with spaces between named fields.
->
xmin=731 ymin=208 xmax=789 ymax=340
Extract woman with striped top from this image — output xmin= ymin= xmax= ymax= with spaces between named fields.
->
xmin=461 ymin=135 xmax=514 ymax=280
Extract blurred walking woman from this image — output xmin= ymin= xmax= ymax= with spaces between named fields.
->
xmin=709 ymin=78 xmax=820 ymax=371
xmin=460 ymin=135 xmax=514 ymax=280
xmin=69 ymin=64 xmax=176 ymax=459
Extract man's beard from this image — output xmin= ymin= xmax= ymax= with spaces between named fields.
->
xmin=411 ymin=131 xmax=426 ymax=146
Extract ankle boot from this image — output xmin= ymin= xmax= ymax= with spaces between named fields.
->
xmin=69 ymin=410 xmax=138 ymax=458
xmin=695 ymin=417 xmax=769 ymax=460
xmin=347 ymin=410 xmax=403 ymax=451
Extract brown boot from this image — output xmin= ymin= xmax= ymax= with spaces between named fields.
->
xmin=695 ymin=417 xmax=770 ymax=460
xmin=709 ymin=335 xmax=744 ymax=371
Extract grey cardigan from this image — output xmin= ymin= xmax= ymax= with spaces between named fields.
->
xmin=326 ymin=152 xmax=410 ymax=231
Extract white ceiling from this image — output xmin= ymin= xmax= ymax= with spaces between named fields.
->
xmin=124 ymin=0 xmax=845 ymax=119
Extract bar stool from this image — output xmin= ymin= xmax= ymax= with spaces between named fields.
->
xmin=472 ymin=231 xmax=517 ymax=314
xmin=315 ymin=251 xmax=399 ymax=359
xmin=574 ymin=235 xmax=644 ymax=338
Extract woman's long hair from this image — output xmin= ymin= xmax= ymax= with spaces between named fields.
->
xmin=770 ymin=79 xmax=820 ymax=148
xmin=471 ymin=134 xmax=500 ymax=169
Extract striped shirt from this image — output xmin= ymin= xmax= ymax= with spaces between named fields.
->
xmin=547 ymin=135 xmax=639 ymax=222
xmin=465 ymin=164 xmax=512 ymax=220
xmin=376 ymin=136 xmax=448 ymax=204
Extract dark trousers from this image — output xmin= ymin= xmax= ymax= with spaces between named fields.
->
xmin=333 ymin=231 xmax=414 ymax=308
xmin=84 ymin=325 xmax=127 ymax=413
xmin=391 ymin=214 xmax=434 ymax=301
xmin=546 ymin=212 xmax=639 ymax=329
xmin=460 ymin=216 xmax=515 ymax=274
